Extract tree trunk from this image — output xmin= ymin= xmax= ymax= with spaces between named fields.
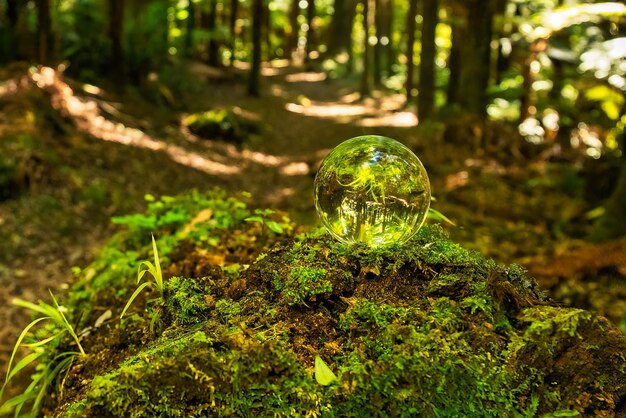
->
xmin=185 ymin=0 xmax=195 ymax=58
xmin=418 ymin=0 xmax=438 ymax=121
xmin=457 ymin=0 xmax=493 ymax=117
xmin=385 ymin=0 xmax=395 ymax=76
xmin=264 ymin=1 xmax=272 ymax=59
xmin=326 ymin=0 xmax=349 ymax=57
xmin=207 ymin=0 xmax=219 ymax=66
xmin=305 ymin=0 xmax=316 ymax=63
xmin=360 ymin=0 xmax=373 ymax=97
xmin=3 ymin=0 xmax=19 ymax=61
xmin=590 ymin=129 xmax=626 ymax=241
xmin=287 ymin=0 xmax=299 ymax=61
xmin=229 ymin=0 xmax=238 ymax=65
xmin=373 ymin=0 xmax=383 ymax=85
xmin=248 ymin=0 xmax=263 ymax=96
xmin=446 ymin=14 xmax=462 ymax=106
xmin=404 ymin=0 xmax=418 ymax=104
xmin=36 ymin=0 xmax=52 ymax=65
xmin=109 ymin=0 xmax=124 ymax=81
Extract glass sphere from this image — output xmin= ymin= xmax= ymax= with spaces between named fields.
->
xmin=314 ymin=135 xmax=430 ymax=247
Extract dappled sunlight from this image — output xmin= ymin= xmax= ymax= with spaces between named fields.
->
xmin=358 ymin=111 xmax=417 ymax=128
xmin=285 ymin=72 xmax=327 ymax=83
xmin=285 ymin=92 xmax=416 ymax=128
xmin=32 ymin=67 xmax=239 ymax=175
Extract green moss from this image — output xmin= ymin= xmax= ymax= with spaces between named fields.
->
xmin=281 ymin=266 xmax=332 ymax=306
xmin=183 ymin=108 xmax=260 ymax=144
xmin=9 ymin=191 xmax=623 ymax=418
xmin=163 ymin=277 xmax=211 ymax=326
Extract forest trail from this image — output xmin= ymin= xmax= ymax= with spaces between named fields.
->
xmin=0 ymin=63 xmax=425 ymax=392
xmin=1 ymin=62 xmax=624 ymax=402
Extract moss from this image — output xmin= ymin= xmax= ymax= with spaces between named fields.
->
xmin=12 ymin=191 xmax=624 ymax=418
xmin=163 ymin=277 xmax=211 ymax=326
xmin=281 ymin=266 xmax=332 ymax=306
xmin=182 ymin=108 xmax=260 ymax=145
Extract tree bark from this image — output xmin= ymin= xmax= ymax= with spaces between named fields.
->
xmin=418 ymin=0 xmax=438 ymax=121
xmin=404 ymin=0 xmax=418 ymax=104
xmin=36 ymin=0 xmax=52 ymax=65
xmin=248 ymin=0 xmax=263 ymax=96
xmin=287 ymin=0 xmax=299 ymax=61
xmin=109 ymin=0 xmax=124 ymax=81
xmin=207 ymin=0 xmax=219 ymax=66
xmin=264 ymin=1 xmax=272 ymax=59
xmin=446 ymin=13 xmax=462 ymax=106
xmin=385 ymin=0 xmax=395 ymax=75
xmin=590 ymin=129 xmax=626 ymax=241
xmin=373 ymin=0 xmax=383 ymax=85
xmin=457 ymin=0 xmax=493 ymax=117
xmin=360 ymin=0 xmax=373 ymax=97
xmin=229 ymin=0 xmax=238 ymax=65
xmin=185 ymin=0 xmax=195 ymax=58
xmin=326 ymin=0 xmax=351 ymax=57
xmin=305 ymin=0 xmax=316 ymax=63
xmin=3 ymin=0 xmax=20 ymax=61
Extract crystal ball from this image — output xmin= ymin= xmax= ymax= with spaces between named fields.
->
xmin=314 ymin=135 xmax=430 ymax=247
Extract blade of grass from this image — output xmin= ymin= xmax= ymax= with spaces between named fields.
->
xmin=5 ymin=351 xmax=44 ymax=384
xmin=120 ymin=281 xmax=152 ymax=319
xmin=151 ymin=234 xmax=163 ymax=292
xmin=4 ymin=316 xmax=48 ymax=385
xmin=49 ymin=292 xmax=85 ymax=356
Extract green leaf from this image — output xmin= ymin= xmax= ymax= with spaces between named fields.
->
xmin=314 ymin=356 xmax=337 ymax=386
xmin=120 ymin=281 xmax=153 ymax=319
xmin=265 ymin=221 xmax=284 ymax=234
xmin=4 ymin=316 xmax=48 ymax=385
xmin=427 ymin=208 xmax=456 ymax=226
xmin=5 ymin=351 xmax=44 ymax=384
xmin=244 ymin=216 xmax=263 ymax=223
xmin=49 ymin=292 xmax=85 ymax=355
xmin=151 ymin=234 xmax=163 ymax=292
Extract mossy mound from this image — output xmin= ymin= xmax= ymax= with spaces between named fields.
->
xmin=12 ymin=191 xmax=626 ymax=417
xmin=183 ymin=108 xmax=260 ymax=145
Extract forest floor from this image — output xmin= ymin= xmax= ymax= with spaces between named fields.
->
xmin=1 ymin=60 xmax=625 ymax=401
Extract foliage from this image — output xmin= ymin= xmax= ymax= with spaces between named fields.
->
xmin=183 ymin=108 xmax=260 ymax=144
xmin=0 ymin=292 xmax=85 ymax=417
xmin=6 ymin=191 xmax=622 ymax=417
xmin=120 ymin=234 xmax=165 ymax=319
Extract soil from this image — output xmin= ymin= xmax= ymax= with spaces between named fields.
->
xmin=0 ymin=60 xmax=625 ymax=409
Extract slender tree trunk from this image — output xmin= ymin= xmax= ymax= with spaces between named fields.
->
xmin=207 ymin=0 xmax=219 ymax=66
xmin=305 ymin=0 xmax=316 ymax=63
xmin=360 ymin=0 xmax=373 ymax=97
xmin=36 ymin=0 xmax=52 ymax=64
xmin=263 ymin=1 xmax=272 ymax=59
xmin=185 ymin=0 xmax=195 ymax=57
xmin=590 ymin=128 xmax=626 ymax=241
xmin=4 ymin=0 xmax=19 ymax=61
xmin=457 ymin=0 xmax=493 ymax=117
xmin=418 ymin=0 xmax=438 ymax=121
xmin=109 ymin=0 xmax=125 ymax=81
xmin=373 ymin=0 xmax=382 ymax=84
xmin=287 ymin=0 xmax=299 ymax=61
xmin=326 ymin=0 xmax=348 ymax=57
xmin=404 ymin=0 xmax=418 ymax=104
xmin=446 ymin=15 xmax=462 ymax=106
xmin=248 ymin=0 xmax=262 ymax=96
xmin=386 ymin=0 xmax=395 ymax=75
xmin=229 ymin=0 xmax=238 ymax=65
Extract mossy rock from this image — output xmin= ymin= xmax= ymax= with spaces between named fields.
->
xmin=10 ymin=191 xmax=626 ymax=417
xmin=183 ymin=108 xmax=260 ymax=145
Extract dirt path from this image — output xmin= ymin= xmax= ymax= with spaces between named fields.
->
xmin=0 ymin=63 xmax=426 ymax=402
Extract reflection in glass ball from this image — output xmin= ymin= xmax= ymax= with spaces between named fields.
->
xmin=314 ymin=135 xmax=431 ymax=247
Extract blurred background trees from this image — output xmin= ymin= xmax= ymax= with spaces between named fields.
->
xmin=0 ymin=0 xmax=624 ymax=239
